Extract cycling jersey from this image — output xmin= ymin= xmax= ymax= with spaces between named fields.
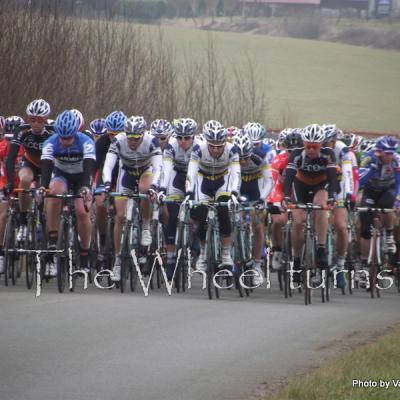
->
xmin=160 ymin=137 xmax=199 ymax=199
xmin=0 ymin=139 xmax=23 ymax=191
xmin=267 ymin=150 xmax=289 ymax=204
xmin=254 ymin=143 xmax=276 ymax=165
xmin=283 ymin=147 xmax=337 ymax=199
xmin=103 ymin=132 xmax=162 ymax=189
xmin=186 ymin=141 xmax=240 ymax=199
xmin=94 ymin=134 xmax=119 ymax=186
xmin=6 ymin=127 xmax=53 ymax=185
xmin=239 ymin=152 xmax=272 ymax=202
xmin=359 ymin=152 xmax=400 ymax=195
xmin=41 ymin=132 xmax=96 ymax=188
xmin=332 ymin=140 xmax=356 ymax=200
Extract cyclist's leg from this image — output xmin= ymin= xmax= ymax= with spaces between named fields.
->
xmin=313 ymin=188 xmax=329 ymax=267
xmin=0 ymin=194 xmax=8 ymax=273
xmin=18 ymin=163 xmax=35 ymax=218
xmin=95 ymin=191 xmax=107 ymax=248
xmin=138 ymin=171 xmax=153 ymax=245
xmin=377 ymin=190 xmax=396 ymax=253
xmin=165 ymin=170 xmax=185 ymax=280
xmin=333 ymin=206 xmax=348 ymax=287
xmin=45 ymin=176 xmax=68 ymax=275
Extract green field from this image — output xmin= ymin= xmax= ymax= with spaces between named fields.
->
xmin=151 ymin=25 xmax=400 ymax=132
xmin=267 ymin=325 xmax=400 ymax=400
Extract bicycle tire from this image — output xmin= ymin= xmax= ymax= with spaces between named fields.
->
xmin=24 ymin=216 xmax=37 ymax=289
xmin=56 ymin=219 xmax=70 ymax=293
xmin=4 ymin=215 xmax=17 ymax=287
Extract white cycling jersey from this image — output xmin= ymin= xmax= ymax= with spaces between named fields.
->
xmin=102 ymin=132 xmax=162 ymax=188
xmin=334 ymin=140 xmax=355 ymax=200
xmin=186 ymin=141 xmax=240 ymax=196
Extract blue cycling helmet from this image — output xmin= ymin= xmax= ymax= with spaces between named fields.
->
xmin=105 ymin=111 xmax=126 ymax=133
xmin=375 ymin=136 xmax=398 ymax=153
xmin=55 ymin=110 xmax=78 ymax=137
xmin=90 ymin=118 xmax=107 ymax=136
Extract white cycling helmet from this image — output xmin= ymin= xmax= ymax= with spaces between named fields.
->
xmin=233 ymin=133 xmax=253 ymax=158
xmin=302 ymin=124 xmax=325 ymax=143
xmin=243 ymin=122 xmax=266 ymax=144
xmin=26 ymin=99 xmax=51 ymax=117
xmin=203 ymin=120 xmax=226 ymax=144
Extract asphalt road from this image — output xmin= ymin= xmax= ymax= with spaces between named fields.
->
xmin=0 ymin=273 xmax=399 ymax=400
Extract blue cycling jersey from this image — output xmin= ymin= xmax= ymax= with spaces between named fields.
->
xmin=41 ymin=132 xmax=96 ymax=174
xmin=359 ymin=151 xmax=400 ymax=195
xmin=254 ymin=143 xmax=276 ymax=165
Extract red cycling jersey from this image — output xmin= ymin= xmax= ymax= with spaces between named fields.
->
xmin=0 ymin=139 xmax=23 ymax=189
xmin=267 ymin=150 xmax=288 ymax=204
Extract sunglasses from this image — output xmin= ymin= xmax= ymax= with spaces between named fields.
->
xmin=127 ymin=136 xmax=142 ymax=142
xmin=157 ymin=136 xmax=169 ymax=141
xmin=376 ymin=150 xmax=395 ymax=155
xmin=304 ymin=143 xmax=321 ymax=150
xmin=108 ymin=130 xmax=123 ymax=136
xmin=208 ymin=142 xmax=225 ymax=149
xmin=176 ymin=136 xmax=192 ymax=141
xmin=28 ymin=116 xmax=46 ymax=123
xmin=60 ymin=136 xmax=74 ymax=141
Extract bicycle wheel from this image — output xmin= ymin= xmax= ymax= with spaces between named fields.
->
xmin=302 ymin=235 xmax=313 ymax=306
xmin=56 ymin=220 xmax=69 ymax=293
xmin=119 ymin=221 xmax=131 ymax=294
xmin=4 ymin=214 xmax=17 ymax=287
xmin=24 ymin=215 xmax=37 ymax=289
xmin=281 ymin=225 xmax=292 ymax=299
xmin=205 ymin=228 xmax=214 ymax=300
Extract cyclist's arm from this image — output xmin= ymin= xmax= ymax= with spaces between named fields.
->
xmin=359 ymin=155 xmax=375 ymax=187
xmin=229 ymin=146 xmax=241 ymax=195
xmin=5 ymin=142 xmax=20 ymax=185
xmin=282 ymin=150 xmax=298 ymax=198
xmin=150 ymin=137 xmax=162 ymax=188
xmin=160 ymin=146 xmax=174 ymax=191
xmin=186 ymin=144 xmax=201 ymax=194
xmin=102 ymin=151 xmax=118 ymax=184
xmin=341 ymin=156 xmax=354 ymax=198
xmin=82 ymin=138 xmax=96 ymax=188
xmin=40 ymin=139 xmax=55 ymax=188
xmin=326 ymin=149 xmax=337 ymax=199
xmin=260 ymin=163 xmax=273 ymax=200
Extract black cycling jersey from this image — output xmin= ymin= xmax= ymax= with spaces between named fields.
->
xmin=95 ymin=134 xmax=118 ymax=186
xmin=6 ymin=127 xmax=53 ymax=185
xmin=283 ymin=147 xmax=337 ymax=199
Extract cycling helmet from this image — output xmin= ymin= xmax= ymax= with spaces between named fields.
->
xmin=233 ymin=133 xmax=252 ymax=158
xmin=226 ymin=126 xmax=242 ymax=142
xmin=26 ymin=99 xmax=51 ymax=117
xmin=4 ymin=116 xmax=24 ymax=135
xmin=47 ymin=119 xmax=55 ymax=126
xmin=285 ymin=130 xmax=303 ymax=149
xmin=89 ymin=118 xmax=107 ymax=136
xmin=243 ymin=122 xmax=266 ymax=144
xmin=302 ymin=124 xmax=325 ymax=143
xmin=263 ymin=137 xmax=276 ymax=147
xmin=173 ymin=118 xmax=197 ymax=137
xmin=322 ymin=124 xmax=337 ymax=141
xmin=202 ymin=120 xmax=226 ymax=144
xmin=358 ymin=139 xmax=374 ymax=152
xmin=54 ymin=110 xmax=78 ymax=137
xmin=375 ymin=136 xmax=398 ymax=153
xmin=0 ymin=116 xmax=5 ymax=131
xmin=105 ymin=111 xmax=127 ymax=133
xmin=278 ymin=128 xmax=293 ymax=144
xmin=71 ymin=109 xmax=84 ymax=131
xmin=125 ymin=116 xmax=147 ymax=137
xmin=150 ymin=119 xmax=173 ymax=137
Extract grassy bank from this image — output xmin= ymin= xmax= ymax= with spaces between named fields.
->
xmin=266 ymin=325 xmax=400 ymax=400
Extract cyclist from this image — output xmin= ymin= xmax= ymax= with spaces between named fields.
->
xmin=226 ymin=126 xmax=242 ymax=143
xmin=102 ymin=116 xmax=162 ymax=281
xmin=93 ymin=112 xmax=126 ymax=255
xmin=267 ymin=128 xmax=303 ymax=270
xmin=358 ymin=136 xmax=400 ymax=272
xmin=150 ymin=119 xmax=174 ymax=151
xmin=6 ymin=100 xmax=53 ymax=242
xmin=282 ymin=124 xmax=337 ymax=279
xmin=185 ymin=120 xmax=241 ymax=270
xmin=39 ymin=110 xmax=96 ymax=276
xmin=71 ymin=109 xmax=93 ymax=140
xmin=322 ymin=124 xmax=358 ymax=289
xmin=244 ymin=122 xmax=276 ymax=165
xmin=158 ymin=118 xmax=198 ymax=280
xmin=89 ymin=118 xmax=107 ymax=142
xmin=233 ymin=132 xmax=273 ymax=283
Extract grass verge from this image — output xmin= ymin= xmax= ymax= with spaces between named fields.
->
xmin=266 ymin=324 xmax=400 ymax=400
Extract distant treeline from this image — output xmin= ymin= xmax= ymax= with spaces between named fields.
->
xmin=5 ymin=0 xmax=239 ymax=20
